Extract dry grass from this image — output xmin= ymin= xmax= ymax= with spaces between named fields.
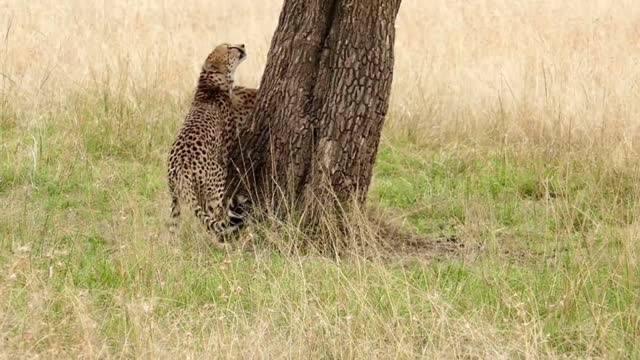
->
xmin=1 ymin=0 xmax=640 ymax=358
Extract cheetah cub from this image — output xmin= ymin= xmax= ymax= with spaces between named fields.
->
xmin=167 ymin=43 xmax=249 ymax=247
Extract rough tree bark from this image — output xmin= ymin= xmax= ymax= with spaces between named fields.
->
xmin=232 ymin=0 xmax=402 ymax=212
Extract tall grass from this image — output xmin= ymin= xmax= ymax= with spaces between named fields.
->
xmin=1 ymin=0 xmax=639 ymax=357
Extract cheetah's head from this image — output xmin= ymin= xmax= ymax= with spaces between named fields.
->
xmin=203 ymin=43 xmax=247 ymax=76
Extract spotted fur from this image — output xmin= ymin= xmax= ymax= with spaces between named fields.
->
xmin=167 ymin=43 xmax=250 ymax=246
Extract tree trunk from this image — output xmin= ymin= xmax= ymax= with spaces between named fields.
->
xmin=235 ymin=0 xmax=402 ymax=211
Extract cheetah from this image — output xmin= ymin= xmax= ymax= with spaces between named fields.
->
xmin=226 ymin=85 xmax=257 ymax=214
xmin=167 ymin=43 xmax=250 ymax=246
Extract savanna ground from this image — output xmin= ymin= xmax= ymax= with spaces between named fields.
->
xmin=1 ymin=0 xmax=639 ymax=357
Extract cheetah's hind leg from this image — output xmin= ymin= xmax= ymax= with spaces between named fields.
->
xmin=201 ymin=193 xmax=238 ymax=248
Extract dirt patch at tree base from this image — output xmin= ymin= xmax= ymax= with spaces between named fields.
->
xmin=367 ymin=214 xmax=484 ymax=263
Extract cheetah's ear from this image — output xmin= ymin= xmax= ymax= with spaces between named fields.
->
xmin=203 ymin=45 xmax=228 ymax=73
xmin=202 ymin=57 xmax=217 ymax=72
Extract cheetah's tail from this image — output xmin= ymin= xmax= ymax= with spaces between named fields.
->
xmin=227 ymin=194 xmax=250 ymax=228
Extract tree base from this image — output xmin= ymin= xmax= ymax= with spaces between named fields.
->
xmin=227 ymin=203 xmax=482 ymax=262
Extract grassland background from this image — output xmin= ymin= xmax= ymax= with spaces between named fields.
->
xmin=1 ymin=0 xmax=640 ymax=357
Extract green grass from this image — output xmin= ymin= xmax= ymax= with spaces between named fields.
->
xmin=1 ymin=91 xmax=639 ymax=358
